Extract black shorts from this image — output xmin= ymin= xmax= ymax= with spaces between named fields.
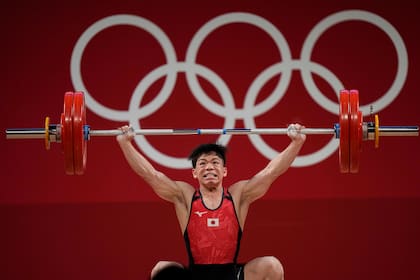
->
xmin=189 ymin=263 xmax=244 ymax=280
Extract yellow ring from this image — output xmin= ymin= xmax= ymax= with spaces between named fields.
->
xmin=374 ymin=114 xmax=379 ymax=148
xmin=45 ymin=116 xmax=50 ymax=150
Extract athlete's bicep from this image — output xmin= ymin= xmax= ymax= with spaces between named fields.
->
xmin=228 ymin=181 xmax=251 ymax=228
xmin=147 ymin=172 xmax=191 ymax=203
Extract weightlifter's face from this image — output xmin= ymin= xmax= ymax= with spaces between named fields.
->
xmin=192 ymin=152 xmax=227 ymax=189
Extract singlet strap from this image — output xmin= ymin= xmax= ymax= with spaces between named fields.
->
xmin=224 ymin=189 xmax=233 ymax=201
xmin=192 ymin=190 xmax=201 ymax=201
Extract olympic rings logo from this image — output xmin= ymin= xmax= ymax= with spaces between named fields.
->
xmin=70 ymin=10 xmax=408 ymax=169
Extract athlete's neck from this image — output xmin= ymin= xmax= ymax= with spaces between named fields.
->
xmin=200 ymin=186 xmax=223 ymax=209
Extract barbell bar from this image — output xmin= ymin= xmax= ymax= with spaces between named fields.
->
xmin=5 ymin=90 xmax=419 ymax=175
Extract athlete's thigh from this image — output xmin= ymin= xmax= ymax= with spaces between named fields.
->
xmin=151 ymin=261 xmax=184 ymax=278
xmin=244 ymin=256 xmax=283 ymax=279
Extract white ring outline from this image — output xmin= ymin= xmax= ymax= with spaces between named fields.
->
xmin=301 ymin=9 xmax=408 ymax=116
xmin=185 ymin=12 xmax=293 ymax=119
xmin=70 ymin=14 xmax=178 ymax=121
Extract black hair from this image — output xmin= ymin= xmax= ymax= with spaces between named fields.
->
xmin=188 ymin=143 xmax=227 ymax=168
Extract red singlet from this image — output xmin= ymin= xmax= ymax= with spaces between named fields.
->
xmin=184 ymin=189 xmax=242 ymax=265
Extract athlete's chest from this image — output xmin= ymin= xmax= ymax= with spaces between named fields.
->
xmin=189 ymin=197 xmax=237 ymax=229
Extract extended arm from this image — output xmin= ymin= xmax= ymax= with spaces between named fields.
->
xmin=238 ymin=124 xmax=306 ymax=204
xmin=116 ymin=126 xmax=191 ymax=203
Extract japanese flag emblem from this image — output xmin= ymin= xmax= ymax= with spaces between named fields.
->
xmin=207 ymin=218 xmax=219 ymax=227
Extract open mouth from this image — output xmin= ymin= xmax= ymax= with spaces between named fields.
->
xmin=203 ymin=173 xmax=217 ymax=179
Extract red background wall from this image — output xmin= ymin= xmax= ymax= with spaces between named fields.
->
xmin=1 ymin=1 xmax=419 ymax=279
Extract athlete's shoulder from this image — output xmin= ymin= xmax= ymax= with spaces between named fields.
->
xmin=227 ymin=180 xmax=248 ymax=195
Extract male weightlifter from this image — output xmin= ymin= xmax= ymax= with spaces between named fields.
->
xmin=117 ymin=124 xmax=306 ymax=280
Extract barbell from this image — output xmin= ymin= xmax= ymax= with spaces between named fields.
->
xmin=5 ymin=90 xmax=419 ymax=175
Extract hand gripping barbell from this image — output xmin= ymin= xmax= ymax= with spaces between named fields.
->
xmin=5 ymin=90 xmax=419 ymax=175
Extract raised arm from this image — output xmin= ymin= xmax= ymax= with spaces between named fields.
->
xmin=236 ymin=124 xmax=306 ymax=205
xmin=116 ymin=126 xmax=193 ymax=203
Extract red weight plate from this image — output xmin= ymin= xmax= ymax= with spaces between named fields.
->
xmin=72 ymin=91 xmax=87 ymax=175
xmin=358 ymin=111 xmax=363 ymax=149
xmin=349 ymin=90 xmax=360 ymax=173
xmin=63 ymin=92 xmax=74 ymax=175
xmin=339 ymin=90 xmax=350 ymax=173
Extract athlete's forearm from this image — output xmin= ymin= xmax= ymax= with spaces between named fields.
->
xmin=265 ymin=138 xmax=305 ymax=177
xmin=118 ymin=139 xmax=158 ymax=181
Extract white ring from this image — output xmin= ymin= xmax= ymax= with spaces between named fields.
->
xmin=300 ymin=10 xmax=408 ymax=116
xmin=70 ymin=14 xmax=178 ymax=121
xmin=185 ymin=12 xmax=293 ymax=119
